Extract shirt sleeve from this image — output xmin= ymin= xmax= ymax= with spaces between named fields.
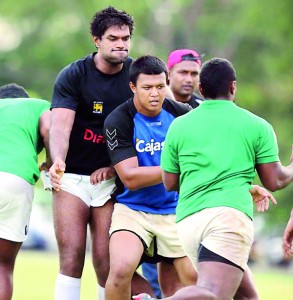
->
xmin=104 ymin=107 xmax=136 ymax=166
xmin=51 ymin=65 xmax=80 ymax=111
xmin=255 ymin=120 xmax=280 ymax=164
xmin=161 ymin=121 xmax=180 ymax=173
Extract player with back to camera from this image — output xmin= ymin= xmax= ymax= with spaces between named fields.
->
xmin=0 ymin=83 xmax=51 ymax=300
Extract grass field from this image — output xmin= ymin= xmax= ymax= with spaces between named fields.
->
xmin=13 ymin=250 xmax=293 ymax=300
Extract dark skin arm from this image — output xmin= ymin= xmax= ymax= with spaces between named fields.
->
xmin=256 ymin=147 xmax=293 ymax=192
xmin=39 ymin=110 xmax=52 ymax=167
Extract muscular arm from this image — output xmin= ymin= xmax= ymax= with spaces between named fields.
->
xmin=162 ymin=170 xmax=179 ymax=192
xmin=114 ymin=156 xmax=162 ymax=191
xmin=256 ymin=160 xmax=293 ymax=191
xmin=49 ymin=108 xmax=75 ymax=190
xmin=49 ymin=108 xmax=75 ymax=163
xmin=39 ymin=110 xmax=52 ymax=166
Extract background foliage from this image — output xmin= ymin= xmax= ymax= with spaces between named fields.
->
xmin=0 ymin=0 xmax=292 ymax=228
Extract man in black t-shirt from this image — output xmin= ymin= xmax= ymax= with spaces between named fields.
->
xmin=49 ymin=7 xmax=154 ymax=300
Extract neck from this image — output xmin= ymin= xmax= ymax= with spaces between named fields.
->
xmin=94 ymin=53 xmax=124 ymax=74
xmin=173 ymin=92 xmax=191 ymax=103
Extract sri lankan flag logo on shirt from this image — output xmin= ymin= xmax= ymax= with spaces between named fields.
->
xmin=93 ymin=101 xmax=103 ymax=114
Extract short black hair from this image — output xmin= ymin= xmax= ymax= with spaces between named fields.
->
xmin=129 ymin=55 xmax=168 ymax=86
xmin=199 ymin=58 xmax=236 ymax=99
xmin=90 ymin=6 xmax=134 ymax=39
xmin=0 ymin=83 xmax=29 ymax=98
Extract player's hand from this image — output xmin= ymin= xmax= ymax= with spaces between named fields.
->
xmin=90 ymin=167 xmax=116 ymax=184
xmin=250 ymin=185 xmax=277 ymax=212
xmin=283 ymin=209 xmax=293 ymax=257
xmin=49 ymin=159 xmax=65 ymax=191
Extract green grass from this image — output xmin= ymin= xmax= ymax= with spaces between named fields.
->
xmin=13 ymin=250 xmax=293 ymax=300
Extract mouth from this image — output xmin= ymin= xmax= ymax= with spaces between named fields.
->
xmin=149 ymin=100 xmax=160 ymax=106
xmin=182 ymin=85 xmax=193 ymax=90
xmin=112 ymin=49 xmax=128 ymax=53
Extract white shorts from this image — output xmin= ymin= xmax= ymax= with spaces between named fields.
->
xmin=0 ymin=171 xmax=34 ymax=242
xmin=60 ymin=173 xmax=117 ymax=207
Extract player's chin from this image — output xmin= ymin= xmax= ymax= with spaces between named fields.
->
xmin=111 ymin=54 xmax=128 ymax=64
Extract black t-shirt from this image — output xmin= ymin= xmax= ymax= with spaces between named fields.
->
xmin=51 ymin=53 xmax=133 ymax=175
xmin=188 ymin=93 xmax=203 ymax=109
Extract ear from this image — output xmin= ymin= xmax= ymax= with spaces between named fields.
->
xmin=93 ymin=36 xmax=100 ymax=48
xmin=129 ymin=82 xmax=136 ymax=94
xmin=198 ymin=83 xmax=204 ymax=96
xmin=230 ymin=81 xmax=237 ymax=95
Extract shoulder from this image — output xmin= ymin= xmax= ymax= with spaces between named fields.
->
xmin=163 ymin=98 xmax=192 ymax=117
xmin=105 ymin=98 xmax=136 ymax=127
xmin=56 ymin=54 xmax=93 ymax=80
xmin=236 ymin=105 xmax=273 ymax=129
xmin=189 ymin=94 xmax=203 ymax=108
xmin=123 ymin=57 xmax=133 ymax=70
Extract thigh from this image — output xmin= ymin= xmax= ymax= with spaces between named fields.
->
xmin=109 ymin=230 xmax=144 ymax=276
xmin=52 ymin=189 xmax=90 ymax=258
xmin=197 ymin=261 xmax=243 ymax=300
xmin=234 ymin=266 xmax=258 ymax=300
xmin=0 ymin=238 xmax=22 ymax=267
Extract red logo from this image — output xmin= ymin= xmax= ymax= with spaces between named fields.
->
xmin=84 ymin=129 xmax=105 ymax=143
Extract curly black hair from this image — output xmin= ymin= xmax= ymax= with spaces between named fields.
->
xmin=90 ymin=6 xmax=134 ymax=39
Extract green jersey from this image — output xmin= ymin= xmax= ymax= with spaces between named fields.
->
xmin=0 ymin=98 xmax=50 ymax=184
xmin=161 ymin=100 xmax=279 ymax=222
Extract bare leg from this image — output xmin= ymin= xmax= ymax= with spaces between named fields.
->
xmin=234 ymin=267 xmax=258 ymax=300
xmin=90 ymin=199 xmax=114 ymax=287
xmin=0 ymin=238 xmax=22 ymax=300
xmin=105 ymin=231 xmax=154 ymax=300
xmin=53 ymin=190 xmax=89 ymax=277
xmin=131 ymin=271 xmax=156 ymax=297
xmin=162 ymin=286 xmax=216 ymax=300
xmin=158 ymin=262 xmax=183 ymax=297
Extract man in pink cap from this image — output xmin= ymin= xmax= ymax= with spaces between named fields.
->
xmin=168 ymin=49 xmax=203 ymax=108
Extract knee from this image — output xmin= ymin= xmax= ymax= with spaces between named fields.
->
xmin=59 ymin=250 xmax=85 ymax=277
xmin=108 ymin=264 xmax=134 ymax=286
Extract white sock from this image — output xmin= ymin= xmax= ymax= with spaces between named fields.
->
xmin=97 ymin=284 xmax=105 ymax=300
xmin=55 ymin=273 xmax=81 ymax=300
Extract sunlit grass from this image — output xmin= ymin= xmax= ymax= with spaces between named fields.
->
xmin=13 ymin=250 xmax=293 ymax=300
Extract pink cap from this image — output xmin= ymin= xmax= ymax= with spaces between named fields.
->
xmin=167 ymin=49 xmax=202 ymax=69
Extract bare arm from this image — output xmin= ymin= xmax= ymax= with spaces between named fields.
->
xmin=283 ymin=208 xmax=293 ymax=257
xmin=256 ymin=161 xmax=293 ymax=192
xmin=49 ymin=108 xmax=75 ymax=190
xmin=114 ymin=157 xmax=162 ymax=191
xmin=162 ymin=170 xmax=180 ymax=192
xmin=39 ymin=110 xmax=52 ymax=167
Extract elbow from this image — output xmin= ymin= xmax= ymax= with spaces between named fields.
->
xmin=163 ymin=182 xmax=178 ymax=192
xmin=264 ymin=181 xmax=286 ymax=192
xmin=123 ymin=178 xmax=139 ymax=191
